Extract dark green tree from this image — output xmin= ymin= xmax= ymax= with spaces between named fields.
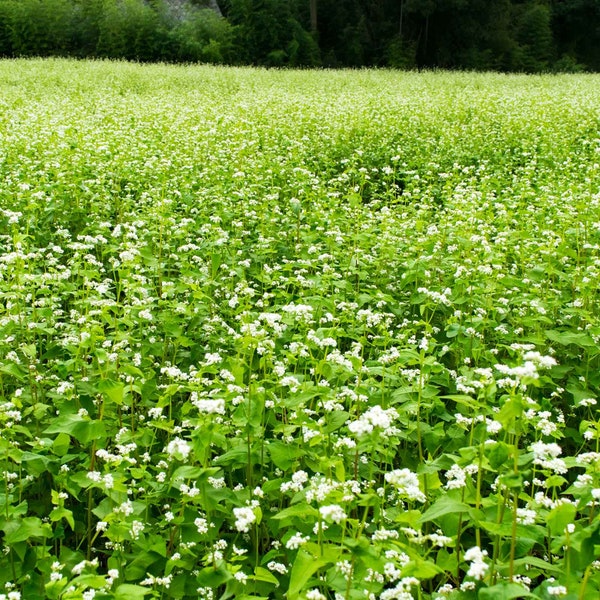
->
xmin=227 ymin=0 xmax=319 ymax=65
xmin=6 ymin=0 xmax=76 ymax=56
xmin=551 ymin=0 xmax=600 ymax=70
xmin=169 ymin=5 xmax=234 ymax=63
xmin=512 ymin=1 xmax=555 ymax=71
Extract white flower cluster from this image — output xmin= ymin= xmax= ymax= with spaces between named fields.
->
xmin=417 ymin=286 xmax=452 ymax=306
xmin=530 ymin=441 xmax=568 ymax=474
xmin=385 ymin=469 xmax=426 ymax=502
xmin=285 ymin=532 xmax=310 ymax=549
xmin=379 ymin=576 xmax=420 ymax=600
xmin=319 ymin=504 xmax=347 ymax=524
xmin=516 ymin=507 xmax=537 ymax=525
xmin=463 ymin=546 xmax=489 ymax=580
xmin=347 ymin=405 xmax=399 ymax=437
xmin=233 ymin=506 xmax=257 ymax=532
xmin=140 ymin=573 xmax=173 ymax=588
xmin=165 ymin=437 xmax=192 ymax=461
xmin=445 ymin=464 xmax=478 ymax=490
xmin=191 ymin=392 xmax=226 ymax=415
xmin=282 ymin=302 xmax=314 ymax=324
xmin=494 ymin=351 xmax=556 ymax=388
xmin=280 ymin=470 xmax=309 ymax=494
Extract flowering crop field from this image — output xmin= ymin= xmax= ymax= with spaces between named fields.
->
xmin=1 ymin=59 xmax=600 ymax=600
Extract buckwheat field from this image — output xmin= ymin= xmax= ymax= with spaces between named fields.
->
xmin=1 ymin=59 xmax=600 ymax=600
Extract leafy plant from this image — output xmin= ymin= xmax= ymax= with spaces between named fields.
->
xmin=0 ymin=59 xmax=599 ymax=599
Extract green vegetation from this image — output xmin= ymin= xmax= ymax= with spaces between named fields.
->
xmin=1 ymin=59 xmax=600 ymax=599
xmin=0 ymin=0 xmax=598 ymax=70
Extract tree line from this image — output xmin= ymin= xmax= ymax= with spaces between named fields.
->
xmin=0 ymin=0 xmax=598 ymax=71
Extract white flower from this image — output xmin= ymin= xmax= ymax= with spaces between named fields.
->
xmin=486 ymin=419 xmax=502 ymax=434
xmin=579 ymin=398 xmax=597 ymax=407
xmin=130 ymin=520 xmax=145 ymax=539
xmin=445 ymin=464 xmax=467 ymax=490
xmin=204 ymin=352 xmax=223 ymax=366
xmin=385 ymin=469 xmax=426 ymax=502
xmin=195 ymin=517 xmax=209 ymax=534
xmin=191 ymin=394 xmax=226 ymax=415
xmin=347 ymin=405 xmax=399 ymax=437
xmin=233 ymin=506 xmax=257 ymax=532
xmin=116 ymin=500 xmax=134 ymax=516
xmin=148 ymin=407 xmax=163 ymax=419
xmin=464 ymin=546 xmax=489 ymax=580
xmin=285 ymin=532 xmax=310 ymax=549
xmin=522 ymin=351 xmax=557 ymax=369
xmin=547 ymin=585 xmax=567 ymax=596
xmin=516 ymin=507 xmax=537 ymax=525
xmin=87 ymin=471 xmax=102 ymax=483
xmin=319 ymin=504 xmax=346 ymax=524
xmin=234 ymin=571 xmax=248 ymax=584
xmin=530 ymin=441 xmax=568 ymax=473
xmin=267 ymin=561 xmax=288 ymax=575
xmin=96 ymin=521 xmax=108 ymax=532
xmin=280 ymin=375 xmax=301 ymax=392
xmin=165 ymin=437 xmax=191 ymax=461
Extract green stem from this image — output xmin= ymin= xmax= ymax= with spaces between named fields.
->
xmin=509 ymin=491 xmax=518 ymax=581
xmin=579 ymin=565 xmax=592 ymax=600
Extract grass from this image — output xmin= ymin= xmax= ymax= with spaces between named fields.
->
xmin=0 ymin=58 xmax=600 ymax=599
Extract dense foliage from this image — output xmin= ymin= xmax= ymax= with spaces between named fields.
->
xmin=0 ymin=0 xmax=598 ymax=70
xmin=1 ymin=58 xmax=600 ymax=599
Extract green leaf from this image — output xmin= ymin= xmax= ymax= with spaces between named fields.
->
xmin=195 ymin=565 xmax=232 ymax=587
xmin=253 ymin=566 xmax=279 ymax=586
xmin=52 ymin=432 xmax=71 ymax=456
xmin=546 ymin=329 xmax=596 ymax=349
xmin=323 ymin=410 xmax=349 ymax=433
xmin=511 ymin=556 xmax=563 ymax=575
xmin=0 ymin=363 xmax=27 ymax=380
xmin=442 ymin=394 xmax=481 ymax=410
xmin=114 ymin=584 xmax=153 ymax=600
xmin=268 ymin=441 xmax=305 ymax=471
xmin=71 ymin=574 xmax=107 ymax=589
xmin=273 ymin=503 xmax=319 ymax=524
xmin=402 ymin=557 xmax=443 ymax=579
xmin=50 ymin=507 xmax=75 ymax=530
xmin=496 ymin=396 xmax=523 ymax=427
xmin=45 ymin=579 xmax=68 ymax=600
xmin=547 ymin=503 xmax=577 ymax=536
xmin=124 ymin=551 xmax=163 ymax=580
xmin=478 ymin=582 xmax=537 ymax=599
xmin=171 ymin=466 xmax=206 ymax=481
xmin=287 ymin=549 xmax=331 ymax=600
xmin=3 ymin=517 xmax=52 ymax=544
xmin=446 ymin=323 xmax=462 ymax=338
xmin=98 ymin=379 xmax=125 ymax=404
xmin=44 ymin=414 xmax=106 ymax=444
xmin=418 ymin=495 xmax=470 ymax=524
xmin=485 ymin=442 xmax=510 ymax=470
xmin=545 ymin=475 xmax=568 ymax=488
xmin=20 ymin=451 xmax=53 ymax=476
xmin=214 ymin=445 xmax=256 ymax=467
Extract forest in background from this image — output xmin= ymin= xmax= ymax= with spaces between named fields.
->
xmin=0 ymin=0 xmax=598 ymax=71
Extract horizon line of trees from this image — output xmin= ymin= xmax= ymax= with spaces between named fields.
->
xmin=0 ymin=0 xmax=598 ymax=72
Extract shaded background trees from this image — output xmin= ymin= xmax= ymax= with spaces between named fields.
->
xmin=0 ymin=0 xmax=597 ymax=70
